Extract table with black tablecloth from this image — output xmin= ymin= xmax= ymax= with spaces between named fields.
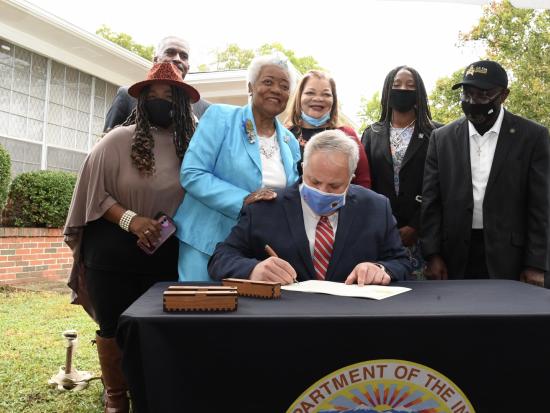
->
xmin=116 ymin=280 xmax=550 ymax=412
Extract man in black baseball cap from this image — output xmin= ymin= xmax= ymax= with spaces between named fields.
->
xmin=451 ymin=60 xmax=510 ymax=136
xmin=421 ymin=59 xmax=550 ymax=289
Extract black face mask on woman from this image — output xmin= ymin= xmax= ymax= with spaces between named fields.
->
xmin=145 ymin=98 xmax=174 ymax=128
xmin=389 ymin=89 xmax=417 ymax=113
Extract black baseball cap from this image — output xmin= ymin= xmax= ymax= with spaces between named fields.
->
xmin=452 ymin=60 xmax=508 ymax=90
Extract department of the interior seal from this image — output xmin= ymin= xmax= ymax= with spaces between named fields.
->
xmin=288 ymin=359 xmax=474 ymax=413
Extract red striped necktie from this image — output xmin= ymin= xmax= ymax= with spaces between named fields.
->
xmin=313 ymin=216 xmax=334 ymax=280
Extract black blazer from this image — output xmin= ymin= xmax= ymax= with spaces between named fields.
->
xmin=362 ymin=121 xmax=438 ymax=229
xmin=208 ymin=183 xmax=411 ymax=282
xmin=103 ymin=86 xmax=211 ymax=132
xmin=421 ymin=110 xmax=550 ymax=279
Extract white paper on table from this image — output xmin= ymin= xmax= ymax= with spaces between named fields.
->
xmin=281 ymin=280 xmax=411 ymax=300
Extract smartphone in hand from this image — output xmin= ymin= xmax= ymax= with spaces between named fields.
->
xmin=137 ymin=212 xmax=176 ymax=255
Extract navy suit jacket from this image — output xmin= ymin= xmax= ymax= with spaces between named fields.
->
xmin=208 ymin=183 xmax=411 ymax=282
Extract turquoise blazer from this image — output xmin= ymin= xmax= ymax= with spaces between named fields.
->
xmin=174 ymin=104 xmax=301 ymax=256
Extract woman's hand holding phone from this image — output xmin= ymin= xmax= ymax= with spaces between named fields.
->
xmin=136 ymin=212 xmax=176 ymax=254
xmin=130 ymin=216 xmax=162 ymax=249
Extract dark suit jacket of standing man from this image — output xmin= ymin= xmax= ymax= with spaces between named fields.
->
xmin=103 ymin=86 xmax=211 ymax=132
xmin=421 ymin=110 xmax=550 ymax=280
xmin=208 ymin=183 xmax=411 ymax=282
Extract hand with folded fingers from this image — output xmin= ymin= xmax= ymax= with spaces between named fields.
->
xmin=425 ymin=255 xmax=448 ymax=280
xmin=243 ymin=189 xmax=277 ymax=206
xmin=345 ymin=262 xmax=391 ymax=286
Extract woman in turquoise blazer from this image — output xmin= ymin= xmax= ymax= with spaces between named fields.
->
xmin=174 ymin=53 xmax=301 ymax=281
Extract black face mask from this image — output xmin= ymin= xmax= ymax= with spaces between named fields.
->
xmin=145 ymin=98 xmax=174 ymax=128
xmin=461 ymin=93 xmax=501 ymax=129
xmin=389 ymin=89 xmax=417 ymax=113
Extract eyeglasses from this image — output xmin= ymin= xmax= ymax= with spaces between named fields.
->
xmin=461 ymin=87 xmax=502 ymax=103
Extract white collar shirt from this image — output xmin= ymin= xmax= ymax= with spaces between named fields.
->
xmin=468 ymin=106 xmax=505 ymax=229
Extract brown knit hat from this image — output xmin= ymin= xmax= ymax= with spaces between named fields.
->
xmin=128 ymin=62 xmax=200 ymax=102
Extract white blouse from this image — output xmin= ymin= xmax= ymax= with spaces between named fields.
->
xmin=258 ymin=133 xmax=287 ymax=189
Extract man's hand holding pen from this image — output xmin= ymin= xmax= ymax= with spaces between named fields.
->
xmin=249 ymin=244 xmax=298 ymax=285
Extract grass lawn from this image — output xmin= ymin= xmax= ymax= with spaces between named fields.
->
xmin=0 ymin=287 xmax=103 ymax=413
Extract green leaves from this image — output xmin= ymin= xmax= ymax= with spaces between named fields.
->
xmin=96 ymin=25 xmax=154 ymax=61
xmin=357 ymin=91 xmax=381 ymax=134
xmin=215 ymin=43 xmax=255 ymax=70
xmin=208 ymin=43 xmax=323 ymax=74
xmin=256 ymin=43 xmax=323 ymax=74
xmin=431 ymin=0 xmax=550 ymax=128
xmin=5 ymin=171 xmax=76 ymax=228
xmin=429 ymin=69 xmax=464 ymax=125
xmin=0 ymin=144 xmax=10 ymax=213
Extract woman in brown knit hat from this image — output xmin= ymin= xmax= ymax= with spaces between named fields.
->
xmin=64 ymin=62 xmax=198 ymax=412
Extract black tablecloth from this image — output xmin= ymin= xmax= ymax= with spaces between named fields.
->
xmin=117 ymin=280 xmax=550 ymax=412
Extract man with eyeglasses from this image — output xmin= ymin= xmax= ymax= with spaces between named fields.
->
xmin=103 ymin=36 xmax=210 ymax=132
xmin=421 ymin=60 xmax=550 ymax=287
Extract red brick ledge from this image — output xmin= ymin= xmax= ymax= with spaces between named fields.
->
xmin=0 ymin=227 xmax=64 ymax=237
xmin=0 ymin=227 xmax=71 ymax=284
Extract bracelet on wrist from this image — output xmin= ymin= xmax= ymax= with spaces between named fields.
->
xmin=119 ymin=210 xmax=137 ymax=232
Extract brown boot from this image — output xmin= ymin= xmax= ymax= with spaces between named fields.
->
xmin=96 ymin=333 xmax=130 ymax=413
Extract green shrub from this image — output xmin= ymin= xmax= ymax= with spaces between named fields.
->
xmin=7 ymin=170 xmax=77 ymax=228
xmin=0 ymin=144 xmax=10 ymax=212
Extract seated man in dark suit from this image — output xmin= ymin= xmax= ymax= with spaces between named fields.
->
xmin=103 ymin=35 xmax=210 ymax=132
xmin=208 ymin=130 xmax=411 ymax=285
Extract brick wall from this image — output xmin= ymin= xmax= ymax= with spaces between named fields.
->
xmin=0 ymin=227 xmax=72 ymax=284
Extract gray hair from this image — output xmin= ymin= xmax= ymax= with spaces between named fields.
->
xmin=247 ymin=51 xmax=296 ymax=91
xmin=155 ymin=36 xmax=190 ymax=58
xmin=303 ymin=130 xmax=359 ymax=178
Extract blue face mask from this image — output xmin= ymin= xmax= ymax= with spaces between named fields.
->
xmin=301 ymin=182 xmax=347 ymax=216
xmin=301 ymin=111 xmax=331 ymax=127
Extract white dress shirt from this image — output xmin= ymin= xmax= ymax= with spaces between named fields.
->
xmin=258 ymin=133 xmax=287 ymax=189
xmin=299 ymin=184 xmax=339 ymax=256
xmin=468 ymin=106 xmax=505 ymax=229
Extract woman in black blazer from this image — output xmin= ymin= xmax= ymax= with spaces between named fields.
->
xmin=361 ymin=66 xmax=441 ymax=279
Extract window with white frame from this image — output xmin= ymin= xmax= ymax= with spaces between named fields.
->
xmin=0 ymin=37 xmax=118 ymax=175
